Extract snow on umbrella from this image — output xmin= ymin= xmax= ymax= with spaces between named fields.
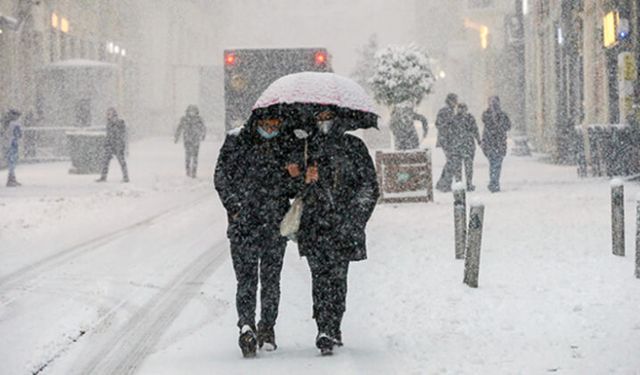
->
xmin=252 ymin=72 xmax=379 ymax=129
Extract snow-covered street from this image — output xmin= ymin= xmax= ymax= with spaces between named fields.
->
xmin=1 ymin=134 xmax=640 ymax=374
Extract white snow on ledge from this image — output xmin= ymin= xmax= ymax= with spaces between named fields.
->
xmin=610 ymin=178 xmax=624 ymax=187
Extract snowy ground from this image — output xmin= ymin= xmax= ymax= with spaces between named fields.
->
xmin=1 ymin=133 xmax=639 ymax=375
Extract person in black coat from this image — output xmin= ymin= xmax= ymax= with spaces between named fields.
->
xmin=481 ymin=96 xmax=511 ymax=192
xmin=97 ymin=108 xmax=129 ymax=183
xmin=450 ymin=103 xmax=481 ymax=191
xmin=175 ymin=105 xmax=206 ymax=178
xmin=435 ymin=93 xmax=458 ymax=192
xmin=287 ymin=107 xmax=379 ymax=354
xmin=214 ymin=107 xmax=298 ymax=357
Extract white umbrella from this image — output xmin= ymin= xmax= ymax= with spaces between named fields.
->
xmin=253 ymin=72 xmax=379 ymax=117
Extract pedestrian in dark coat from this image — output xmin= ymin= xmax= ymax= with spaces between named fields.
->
xmin=450 ymin=103 xmax=481 ymax=191
xmin=435 ymin=93 xmax=458 ymax=192
xmin=287 ymin=108 xmax=379 ymax=354
xmin=389 ymin=106 xmax=427 ymax=150
xmin=214 ymin=108 xmax=298 ymax=357
xmin=97 ymin=108 xmax=129 ymax=182
xmin=481 ymin=96 xmax=511 ymax=192
xmin=175 ymin=105 xmax=206 ymax=178
xmin=2 ymin=109 xmax=23 ymax=187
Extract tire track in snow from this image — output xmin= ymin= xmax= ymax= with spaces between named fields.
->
xmin=72 ymin=241 xmax=227 ymax=375
xmin=0 ymin=194 xmax=212 ymax=306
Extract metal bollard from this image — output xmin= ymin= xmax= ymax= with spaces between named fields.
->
xmin=611 ymin=180 xmax=625 ymax=257
xmin=636 ymin=198 xmax=640 ymax=278
xmin=453 ymin=184 xmax=466 ymax=260
xmin=463 ymin=203 xmax=484 ymax=288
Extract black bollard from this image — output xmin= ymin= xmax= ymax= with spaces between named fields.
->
xmin=463 ymin=203 xmax=484 ymax=288
xmin=611 ymin=180 xmax=625 ymax=257
xmin=453 ymin=184 xmax=466 ymax=260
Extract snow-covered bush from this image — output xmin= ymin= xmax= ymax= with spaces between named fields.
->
xmin=369 ymin=44 xmax=434 ymax=107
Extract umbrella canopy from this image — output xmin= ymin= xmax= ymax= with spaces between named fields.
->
xmin=252 ymin=72 xmax=379 ymax=129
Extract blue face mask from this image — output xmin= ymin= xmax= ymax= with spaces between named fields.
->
xmin=257 ymin=127 xmax=279 ymax=139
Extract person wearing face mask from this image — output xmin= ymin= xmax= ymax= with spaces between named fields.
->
xmin=286 ymin=106 xmax=379 ymax=355
xmin=214 ymin=107 xmax=299 ymax=357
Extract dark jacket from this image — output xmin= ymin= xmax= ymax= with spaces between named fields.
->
xmin=297 ymin=132 xmax=379 ymax=261
xmin=450 ymin=113 xmax=480 ymax=158
xmin=175 ymin=114 xmax=206 ymax=145
xmin=214 ymin=126 xmax=298 ymax=243
xmin=481 ymin=109 xmax=511 ymax=158
xmin=435 ymin=105 xmax=456 ymax=151
xmin=106 ymin=118 xmax=127 ymax=152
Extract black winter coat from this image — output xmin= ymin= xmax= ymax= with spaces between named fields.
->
xmin=105 ymin=118 xmax=127 ymax=152
xmin=450 ymin=113 xmax=480 ymax=158
xmin=214 ymin=128 xmax=298 ymax=243
xmin=175 ymin=115 xmax=206 ymax=145
xmin=481 ymin=109 xmax=511 ymax=158
xmin=435 ymin=106 xmax=456 ymax=151
xmin=297 ymin=133 xmax=379 ymax=262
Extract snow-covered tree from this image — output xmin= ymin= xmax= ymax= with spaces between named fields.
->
xmin=370 ymin=44 xmax=434 ymax=150
xmin=369 ymin=44 xmax=434 ymax=107
xmin=351 ymin=34 xmax=379 ymax=94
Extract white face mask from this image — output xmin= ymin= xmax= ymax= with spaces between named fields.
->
xmin=318 ymin=120 xmax=334 ymax=134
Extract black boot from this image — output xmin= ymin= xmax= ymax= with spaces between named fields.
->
xmin=238 ymin=325 xmax=257 ymax=358
xmin=6 ymin=175 xmax=20 ymax=187
xmin=316 ymin=332 xmax=335 ymax=355
xmin=257 ymin=322 xmax=277 ymax=351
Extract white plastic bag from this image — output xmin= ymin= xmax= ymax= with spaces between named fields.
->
xmin=280 ymin=196 xmax=303 ymax=241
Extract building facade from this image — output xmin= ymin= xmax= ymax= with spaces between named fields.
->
xmin=524 ymin=0 xmax=640 ymax=164
xmin=0 ymin=0 xmax=223 ymax=135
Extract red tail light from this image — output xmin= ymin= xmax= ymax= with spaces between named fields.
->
xmin=225 ymin=52 xmax=236 ymax=66
xmin=315 ymin=51 xmax=327 ymax=65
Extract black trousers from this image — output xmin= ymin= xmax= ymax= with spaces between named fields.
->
xmin=488 ymin=155 xmax=504 ymax=190
xmin=230 ymin=234 xmax=286 ymax=329
xmin=451 ymin=154 xmax=475 ymax=189
xmin=184 ymin=143 xmax=200 ymax=176
xmin=100 ymin=147 xmax=128 ymax=179
xmin=436 ymin=150 xmax=461 ymax=191
xmin=307 ymin=254 xmax=349 ymax=336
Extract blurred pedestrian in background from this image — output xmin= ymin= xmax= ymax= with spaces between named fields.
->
xmin=1 ymin=109 xmax=23 ymax=187
xmin=175 ymin=105 xmax=206 ymax=178
xmin=435 ymin=93 xmax=458 ymax=192
xmin=97 ymin=108 xmax=129 ymax=183
xmin=481 ymin=96 xmax=511 ymax=192
xmin=450 ymin=103 xmax=481 ymax=191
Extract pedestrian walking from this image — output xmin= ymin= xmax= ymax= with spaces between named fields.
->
xmin=2 ymin=109 xmax=23 ymax=187
xmin=96 ymin=108 xmax=129 ymax=183
xmin=435 ymin=93 xmax=458 ymax=192
xmin=450 ymin=103 xmax=481 ymax=191
xmin=287 ymin=106 xmax=379 ymax=355
xmin=481 ymin=96 xmax=511 ymax=192
xmin=175 ymin=105 xmax=206 ymax=178
xmin=214 ymin=106 xmax=297 ymax=358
